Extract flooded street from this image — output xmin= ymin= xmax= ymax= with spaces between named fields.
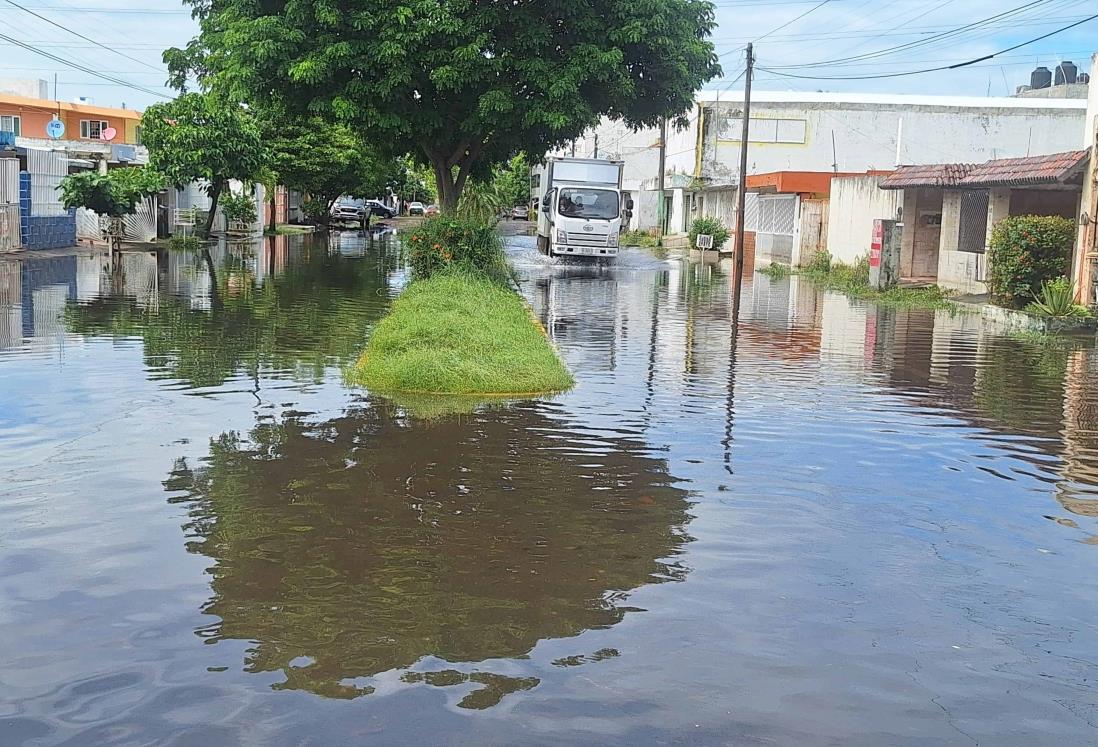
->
xmin=4 ymin=233 xmax=1098 ymax=744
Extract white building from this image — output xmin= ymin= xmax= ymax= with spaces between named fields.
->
xmin=563 ymin=90 xmax=1087 ymax=248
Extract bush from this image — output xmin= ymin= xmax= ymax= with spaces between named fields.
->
xmin=689 ymin=216 xmax=729 ymax=250
xmin=620 ymin=229 xmax=658 ymax=248
xmin=220 ymin=191 xmax=258 ymax=225
xmin=803 ymin=249 xmax=832 ymax=274
xmin=988 ymin=215 xmax=1075 ymax=308
xmin=59 ymin=167 xmax=163 ymax=217
xmin=1025 ymin=277 xmax=1090 ymax=318
xmin=404 ymin=215 xmax=510 ymax=284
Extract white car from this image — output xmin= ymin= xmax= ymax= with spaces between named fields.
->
xmin=408 ymin=201 xmax=425 ymax=216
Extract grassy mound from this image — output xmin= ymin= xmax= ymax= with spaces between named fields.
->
xmin=352 ymin=273 xmax=574 ymax=396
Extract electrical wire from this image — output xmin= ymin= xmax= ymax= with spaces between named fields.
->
xmin=756 ymin=11 xmax=1098 ymax=80
xmin=2 ymin=0 xmax=164 ymax=71
xmin=0 ymin=30 xmax=171 ymax=99
xmin=766 ymin=0 xmax=1061 ymax=69
xmin=755 ymin=0 xmax=836 ymax=43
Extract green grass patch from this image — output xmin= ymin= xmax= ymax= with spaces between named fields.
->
xmin=762 ymin=251 xmax=960 ymax=311
xmin=620 ymin=229 xmax=659 ymax=248
xmin=351 ymin=272 xmax=574 ymax=397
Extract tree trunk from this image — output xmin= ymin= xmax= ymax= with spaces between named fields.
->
xmin=268 ymin=190 xmax=277 ymax=233
xmin=203 ymin=180 xmax=224 ymax=238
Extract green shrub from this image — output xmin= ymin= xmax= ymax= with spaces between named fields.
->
xmin=220 ymin=191 xmax=258 ymax=225
xmin=404 ymin=215 xmax=510 ymax=284
xmin=757 ymin=263 xmax=792 ymax=279
xmin=803 ymin=249 xmax=832 ymax=274
xmin=167 ymin=235 xmax=201 ymax=251
xmin=988 ymin=215 xmax=1075 ymax=308
xmin=689 ymin=216 xmax=729 ymax=250
xmin=59 ymin=167 xmax=163 ymax=217
xmin=620 ymin=229 xmax=658 ymax=248
xmin=1025 ymin=277 xmax=1090 ymax=318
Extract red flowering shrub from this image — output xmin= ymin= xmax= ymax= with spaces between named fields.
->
xmin=403 ymin=215 xmax=509 ymax=284
xmin=987 ymin=215 xmax=1075 ymax=308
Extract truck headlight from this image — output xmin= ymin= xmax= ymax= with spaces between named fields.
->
xmin=607 ymin=232 xmax=619 ymax=247
xmin=556 ymin=229 xmax=566 ymax=243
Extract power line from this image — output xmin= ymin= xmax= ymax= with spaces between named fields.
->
xmin=0 ymin=30 xmax=171 ymax=99
xmin=766 ymin=0 xmax=1062 ymax=69
xmin=756 ymin=11 xmax=1098 ymax=80
xmin=755 ymin=0 xmax=836 ymax=43
xmin=2 ymin=0 xmax=165 ymax=71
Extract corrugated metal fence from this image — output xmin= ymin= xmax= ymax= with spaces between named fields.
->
xmin=0 ymin=158 xmax=19 ymax=251
xmin=27 ymin=149 xmax=67 ymax=217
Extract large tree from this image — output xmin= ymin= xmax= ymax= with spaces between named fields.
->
xmin=142 ymin=92 xmax=268 ymax=236
xmin=167 ymin=0 xmax=720 ymax=210
xmin=265 ymin=117 xmax=405 ymax=221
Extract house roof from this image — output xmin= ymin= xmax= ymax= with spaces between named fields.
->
xmin=879 ymin=163 xmax=975 ymax=189
xmin=0 ymin=92 xmax=142 ymax=120
xmin=879 ymin=150 xmax=1090 ymax=190
xmin=961 ymin=150 xmax=1089 ymax=187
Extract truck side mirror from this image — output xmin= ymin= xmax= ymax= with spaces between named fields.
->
xmin=626 ymin=198 xmax=635 ymax=211
xmin=624 ymin=209 xmax=633 ymax=221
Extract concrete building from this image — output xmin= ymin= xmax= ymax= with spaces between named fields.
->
xmin=1071 ymin=54 xmax=1098 ymax=304
xmin=563 ymin=90 xmax=1087 ymax=255
xmin=879 ymin=151 xmax=1089 ymax=294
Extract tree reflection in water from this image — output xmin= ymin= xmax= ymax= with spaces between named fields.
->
xmin=165 ymin=403 xmax=693 ymax=707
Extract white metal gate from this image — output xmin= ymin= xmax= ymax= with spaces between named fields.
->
xmin=0 ymin=158 xmax=19 ymax=251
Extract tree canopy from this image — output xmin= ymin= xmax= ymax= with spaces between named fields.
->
xmin=142 ymin=92 xmax=268 ymax=235
xmin=58 ymin=167 xmax=163 ymax=218
xmin=167 ymin=0 xmax=720 ymax=209
xmin=265 ymin=117 xmax=403 ymax=212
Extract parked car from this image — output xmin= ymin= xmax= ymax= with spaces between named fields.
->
xmin=330 ymin=196 xmax=366 ymax=223
xmin=365 ymin=199 xmax=397 ymax=219
xmin=408 ymin=201 xmax=426 ymax=216
xmin=425 ymin=204 xmax=440 ymax=216
xmin=510 ymin=204 xmax=530 ymax=220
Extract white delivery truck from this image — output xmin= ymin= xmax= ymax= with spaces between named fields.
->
xmin=534 ymin=158 xmax=631 ymax=258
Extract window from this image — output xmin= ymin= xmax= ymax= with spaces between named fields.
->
xmin=558 ymin=188 xmax=619 ymax=219
xmin=723 ymin=117 xmax=807 ymax=144
xmin=80 ymin=119 xmax=108 ymax=139
xmin=134 ymin=125 xmax=142 ymax=145
xmin=0 ymin=115 xmax=20 ymax=136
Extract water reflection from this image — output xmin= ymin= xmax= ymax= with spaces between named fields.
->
xmin=61 ymin=236 xmax=397 ymax=387
xmin=164 ymin=402 xmax=692 ymax=705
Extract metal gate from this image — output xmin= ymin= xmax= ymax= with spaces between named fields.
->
xmin=958 ymin=190 xmax=989 ymax=253
xmin=0 ymin=158 xmax=19 ymax=251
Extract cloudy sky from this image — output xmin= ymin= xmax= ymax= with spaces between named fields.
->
xmin=0 ymin=0 xmax=1095 ymax=111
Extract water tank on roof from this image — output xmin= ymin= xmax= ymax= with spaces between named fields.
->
xmin=1030 ymin=66 xmax=1052 ymax=89
xmin=1079 ymin=73 xmax=1091 ymax=85
xmin=1054 ymin=61 xmax=1077 ymax=86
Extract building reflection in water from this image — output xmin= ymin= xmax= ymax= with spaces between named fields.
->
xmin=164 ymin=402 xmax=693 ymax=706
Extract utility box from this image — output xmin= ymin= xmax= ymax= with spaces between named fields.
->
xmin=869 ymin=219 xmax=902 ymax=290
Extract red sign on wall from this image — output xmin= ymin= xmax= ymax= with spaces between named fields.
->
xmin=869 ymin=219 xmax=883 ymax=268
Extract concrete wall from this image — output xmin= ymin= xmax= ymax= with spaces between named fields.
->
xmin=698 ymin=93 xmax=1085 ymax=185
xmin=936 ymin=190 xmax=987 ymax=294
xmin=827 ymin=176 xmax=902 ymax=265
xmin=1071 ymin=54 xmax=1097 ymax=301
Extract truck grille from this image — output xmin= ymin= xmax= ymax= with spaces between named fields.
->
xmin=566 ymin=231 xmax=608 ymax=246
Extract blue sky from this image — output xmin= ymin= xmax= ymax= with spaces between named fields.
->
xmin=0 ymin=0 xmax=1095 ymax=111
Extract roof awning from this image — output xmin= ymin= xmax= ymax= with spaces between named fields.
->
xmin=880 ymin=149 xmax=1089 ymax=190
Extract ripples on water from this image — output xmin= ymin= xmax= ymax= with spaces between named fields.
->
xmin=2 ymin=235 xmax=1098 ymax=744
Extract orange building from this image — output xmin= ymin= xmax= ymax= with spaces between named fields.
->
xmin=0 ymin=92 xmax=142 ymax=145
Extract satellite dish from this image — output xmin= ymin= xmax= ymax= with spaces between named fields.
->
xmin=46 ymin=117 xmax=65 ymax=139
xmin=100 ymin=127 xmax=117 ymax=142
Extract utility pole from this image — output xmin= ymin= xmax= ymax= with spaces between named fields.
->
xmin=656 ymin=116 xmax=667 ymax=243
xmin=731 ymin=43 xmax=754 ymax=322
xmin=593 ymin=134 xmax=599 ymax=159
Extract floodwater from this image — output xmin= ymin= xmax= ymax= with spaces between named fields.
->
xmin=3 ymin=233 xmax=1098 ymax=745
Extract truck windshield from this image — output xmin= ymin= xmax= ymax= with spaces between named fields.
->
xmin=558 ymin=188 xmax=618 ymax=220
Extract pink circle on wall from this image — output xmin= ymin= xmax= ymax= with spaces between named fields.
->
xmin=100 ymin=127 xmax=117 ymax=141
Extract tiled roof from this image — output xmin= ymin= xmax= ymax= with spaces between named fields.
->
xmin=962 ymin=150 xmax=1089 ymax=187
xmin=879 ymin=163 xmax=974 ymax=189
xmin=879 ymin=150 xmax=1090 ymax=190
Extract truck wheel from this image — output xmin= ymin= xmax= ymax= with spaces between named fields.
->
xmin=536 ymin=235 xmax=549 ymax=255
